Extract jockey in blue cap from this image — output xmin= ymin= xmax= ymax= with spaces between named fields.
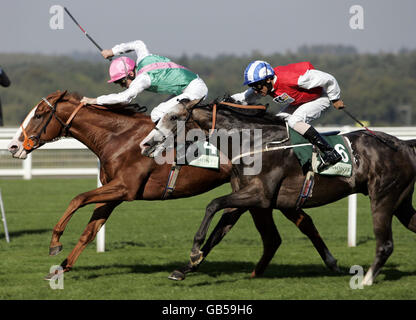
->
xmin=232 ymin=60 xmax=345 ymax=171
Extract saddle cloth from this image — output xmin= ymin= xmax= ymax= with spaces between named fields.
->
xmin=289 ymin=127 xmax=353 ymax=177
xmin=176 ymin=141 xmax=220 ymax=170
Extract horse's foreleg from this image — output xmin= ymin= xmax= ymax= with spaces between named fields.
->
xmin=190 ymin=183 xmax=266 ymax=266
xmin=200 ymin=208 xmax=246 ymax=261
xmin=280 ymin=208 xmax=339 ymax=272
xmin=249 ymin=208 xmax=281 ymax=278
xmin=168 ymin=207 xmax=246 ymax=280
xmin=45 ymin=201 xmax=121 ymax=279
xmin=49 ymin=180 xmax=129 ymax=255
xmin=362 ymin=208 xmax=394 ymax=286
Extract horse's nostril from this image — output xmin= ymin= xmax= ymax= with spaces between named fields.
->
xmin=143 ymin=138 xmax=156 ymax=148
xmin=8 ymin=144 xmax=18 ymax=153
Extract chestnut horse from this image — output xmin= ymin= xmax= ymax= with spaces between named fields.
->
xmin=143 ymin=98 xmax=416 ymax=285
xmin=8 ymin=90 xmax=339 ymax=280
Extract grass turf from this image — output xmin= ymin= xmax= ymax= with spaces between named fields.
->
xmin=0 ymin=178 xmax=415 ymax=300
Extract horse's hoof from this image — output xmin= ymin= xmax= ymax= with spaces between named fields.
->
xmin=44 ymin=268 xmax=66 ymax=281
xmin=49 ymin=245 xmax=63 ymax=256
xmin=168 ymin=270 xmax=186 ymax=281
xmin=44 ymin=272 xmax=55 ymax=281
xmin=326 ymin=259 xmax=341 ymax=273
xmin=331 ymin=264 xmax=341 ymax=273
xmin=250 ymin=270 xmax=264 ymax=278
xmin=190 ymin=250 xmax=203 ymax=267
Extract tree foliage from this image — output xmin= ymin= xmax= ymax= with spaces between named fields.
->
xmin=1 ymin=46 xmax=416 ymax=126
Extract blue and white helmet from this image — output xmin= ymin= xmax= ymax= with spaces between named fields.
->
xmin=243 ymin=60 xmax=275 ymax=85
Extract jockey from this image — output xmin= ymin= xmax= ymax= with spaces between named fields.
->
xmin=81 ymin=40 xmax=208 ymax=123
xmin=231 ymin=60 xmax=344 ymax=171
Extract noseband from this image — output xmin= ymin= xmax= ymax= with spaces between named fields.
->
xmin=21 ymin=97 xmax=85 ymax=151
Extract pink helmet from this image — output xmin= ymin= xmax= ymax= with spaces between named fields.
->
xmin=107 ymin=57 xmax=136 ymax=83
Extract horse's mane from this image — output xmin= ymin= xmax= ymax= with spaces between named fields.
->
xmin=63 ymin=91 xmax=147 ymax=118
xmin=194 ymin=101 xmax=286 ymax=129
xmin=65 ymin=91 xmax=83 ymax=102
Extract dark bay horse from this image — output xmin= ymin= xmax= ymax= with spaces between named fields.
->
xmin=7 ymin=90 xmax=338 ymax=280
xmin=142 ymin=98 xmax=416 ymax=285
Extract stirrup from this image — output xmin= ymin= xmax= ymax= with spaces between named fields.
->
xmin=317 ymin=150 xmax=342 ymax=171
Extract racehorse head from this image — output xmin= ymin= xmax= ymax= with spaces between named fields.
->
xmin=8 ymin=90 xmax=68 ymax=159
xmin=140 ymin=98 xmax=203 ymax=158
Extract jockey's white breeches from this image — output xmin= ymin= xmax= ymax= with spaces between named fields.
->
xmin=277 ymin=93 xmax=331 ymax=129
xmin=150 ymin=77 xmax=208 ymax=123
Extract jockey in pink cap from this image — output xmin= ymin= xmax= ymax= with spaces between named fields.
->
xmin=106 ymin=56 xmax=136 ymax=84
xmin=81 ymin=40 xmax=208 ymax=123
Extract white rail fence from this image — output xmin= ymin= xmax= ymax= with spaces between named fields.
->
xmin=0 ymin=129 xmax=98 ymax=179
xmin=1 ymin=126 xmax=416 ymax=249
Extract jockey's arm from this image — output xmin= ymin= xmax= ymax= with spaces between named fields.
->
xmin=96 ymin=73 xmax=151 ymax=105
xmin=297 ymin=69 xmax=341 ymax=102
xmin=108 ymin=40 xmax=151 ymax=63
xmin=231 ymin=88 xmax=261 ymax=105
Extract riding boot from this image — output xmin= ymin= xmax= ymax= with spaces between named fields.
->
xmin=302 ymin=126 xmax=342 ymax=171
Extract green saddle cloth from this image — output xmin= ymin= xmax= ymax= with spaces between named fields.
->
xmin=289 ymin=128 xmax=353 ymax=177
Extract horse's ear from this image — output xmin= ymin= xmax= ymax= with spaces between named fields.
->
xmin=53 ymin=90 xmax=68 ymax=103
xmin=46 ymin=90 xmax=67 ymax=103
xmin=196 ymin=96 xmax=205 ymax=106
xmin=179 ymin=98 xmax=190 ymax=106
xmin=180 ymin=97 xmax=203 ymax=110
xmin=57 ymin=90 xmax=68 ymax=100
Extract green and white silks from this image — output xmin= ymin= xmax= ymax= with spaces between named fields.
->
xmin=136 ymin=55 xmax=198 ymax=96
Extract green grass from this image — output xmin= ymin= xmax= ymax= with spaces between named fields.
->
xmin=0 ymin=178 xmax=415 ymax=300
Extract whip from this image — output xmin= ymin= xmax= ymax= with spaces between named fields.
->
xmin=342 ymin=108 xmax=397 ymax=151
xmin=64 ymin=7 xmax=110 ymax=60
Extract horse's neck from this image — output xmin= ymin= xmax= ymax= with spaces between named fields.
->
xmin=63 ymin=104 xmax=152 ymax=158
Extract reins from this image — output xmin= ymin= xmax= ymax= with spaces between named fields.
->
xmin=63 ymin=102 xmax=86 ymax=134
xmin=207 ymin=101 xmax=267 ymax=133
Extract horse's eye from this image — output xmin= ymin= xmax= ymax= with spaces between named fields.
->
xmin=170 ymin=115 xmax=178 ymax=121
xmin=35 ymin=114 xmax=42 ymax=119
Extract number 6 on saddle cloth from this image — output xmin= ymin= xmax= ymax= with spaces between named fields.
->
xmin=263 ymin=126 xmax=354 ymax=208
xmin=286 ymin=127 xmax=353 ymax=177
xmin=274 ymin=127 xmax=354 ymax=209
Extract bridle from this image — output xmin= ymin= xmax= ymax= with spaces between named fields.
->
xmin=21 ymin=96 xmax=85 ymax=151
